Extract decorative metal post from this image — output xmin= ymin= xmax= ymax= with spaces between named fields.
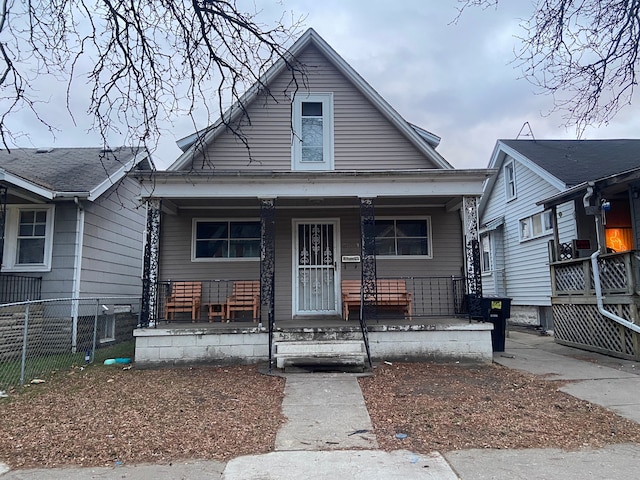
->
xmin=359 ymin=197 xmax=376 ymax=369
xmin=0 ymin=185 xmax=6 ymax=273
xmin=462 ymin=196 xmax=482 ymax=319
xmin=260 ymin=198 xmax=277 ymax=370
xmin=140 ymin=199 xmax=161 ymax=327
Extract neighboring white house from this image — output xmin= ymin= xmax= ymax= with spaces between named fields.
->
xmin=479 ymin=139 xmax=640 ymax=328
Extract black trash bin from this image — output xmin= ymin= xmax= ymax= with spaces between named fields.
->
xmin=481 ymin=297 xmax=511 ymax=352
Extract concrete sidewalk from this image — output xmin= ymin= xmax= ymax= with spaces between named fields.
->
xmin=3 ymin=330 xmax=640 ymax=479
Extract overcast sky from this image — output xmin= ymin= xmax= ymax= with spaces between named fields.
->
xmin=11 ymin=1 xmax=640 ymax=169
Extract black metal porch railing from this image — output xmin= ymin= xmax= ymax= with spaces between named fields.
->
xmin=151 ymin=276 xmax=468 ymax=324
xmin=0 ymin=274 xmax=42 ymax=304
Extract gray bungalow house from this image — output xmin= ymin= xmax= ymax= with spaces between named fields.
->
xmin=134 ymin=29 xmax=495 ymax=369
xmin=0 ymin=147 xmax=153 ymax=302
xmin=480 ymin=139 xmax=640 ymax=332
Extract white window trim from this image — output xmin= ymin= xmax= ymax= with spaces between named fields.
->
xmin=2 ymin=204 xmax=55 ymax=272
xmin=504 ymin=159 xmax=516 ymax=201
xmin=292 ymin=92 xmax=334 ymax=171
xmin=519 ymin=210 xmax=553 ymax=242
xmin=191 ymin=218 xmax=260 ymax=262
xmin=375 ymin=216 xmax=433 ymax=259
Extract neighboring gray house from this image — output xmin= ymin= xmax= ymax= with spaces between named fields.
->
xmin=0 ymin=147 xmax=153 ymax=303
xmin=479 ymin=139 xmax=640 ymax=329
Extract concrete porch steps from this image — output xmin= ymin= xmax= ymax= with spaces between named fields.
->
xmin=274 ymin=340 xmax=367 ymax=370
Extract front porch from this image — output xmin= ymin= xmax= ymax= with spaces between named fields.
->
xmin=550 ymin=250 xmax=640 ymax=360
xmin=134 ymin=316 xmax=494 ymax=368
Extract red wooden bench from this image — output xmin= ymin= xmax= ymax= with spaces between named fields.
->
xmin=226 ymin=280 xmax=260 ymax=322
xmin=341 ymin=279 xmax=412 ymax=320
xmin=165 ymin=281 xmax=202 ymax=322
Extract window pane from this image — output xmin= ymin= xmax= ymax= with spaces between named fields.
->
xmin=302 ymin=146 xmax=324 ymax=162
xmin=35 ymin=211 xmax=47 ymax=223
xmin=520 ymin=219 xmax=530 ymax=239
xmin=18 ymin=224 xmax=33 ymax=236
xmin=196 ymin=240 xmax=227 ymax=258
xmin=374 ymin=220 xmax=395 ymax=238
xmin=302 ymin=118 xmax=323 ymax=146
xmin=197 ymin=222 xmax=227 ymax=239
xmin=302 ymin=102 xmax=322 ymax=116
xmin=481 ymin=235 xmax=491 ymax=271
xmin=532 ymin=214 xmax=543 ymax=236
xmin=375 ymin=238 xmax=396 ymax=256
xmin=395 ymin=220 xmax=426 ymax=237
xmin=18 ymin=238 xmax=45 ymax=264
xmin=19 ymin=211 xmax=35 ymax=224
xmin=543 ymin=211 xmax=553 ymax=231
xmin=397 ymin=238 xmax=427 ymax=256
xmin=229 ymin=239 xmax=260 ymax=258
xmin=230 ymin=222 xmax=260 ymax=239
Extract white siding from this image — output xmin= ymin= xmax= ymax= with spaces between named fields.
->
xmin=79 ymin=176 xmax=146 ymax=297
xmin=480 ymin=156 xmax=576 ymax=306
xmin=184 ymin=45 xmax=439 ymax=172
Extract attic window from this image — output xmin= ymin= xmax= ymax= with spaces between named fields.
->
xmin=504 ymin=160 xmax=516 ymax=200
xmin=292 ymin=93 xmax=334 ymax=171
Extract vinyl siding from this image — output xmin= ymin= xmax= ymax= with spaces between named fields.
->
xmin=79 ymin=176 xmax=145 ymax=297
xmin=40 ymin=205 xmax=77 ymax=299
xmin=480 ymin=156 xmax=576 ymax=306
xmin=159 ymin=204 xmax=464 ymax=320
xmin=185 ymin=45 xmax=438 ymax=171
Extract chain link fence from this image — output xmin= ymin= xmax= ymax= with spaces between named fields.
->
xmin=0 ymin=297 xmax=141 ymax=393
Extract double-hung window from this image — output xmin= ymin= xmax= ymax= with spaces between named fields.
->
xmin=504 ymin=160 xmax=516 ymax=200
xmin=2 ymin=205 xmax=54 ymax=272
xmin=192 ymin=219 xmax=260 ymax=260
xmin=519 ymin=210 xmax=553 ymax=241
xmin=480 ymin=233 xmax=492 ymax=272
xmin=292 ymin=93 xmax=334 ymax=171
xmin=374 ymin=218 xmax=432 ymax=258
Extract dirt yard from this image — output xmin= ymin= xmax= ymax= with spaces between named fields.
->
xmin=1 ymin=361 xmax=640 ymax=469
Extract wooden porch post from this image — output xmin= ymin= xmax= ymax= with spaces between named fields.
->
xmin=140 ymin=199 xmax=161 ymax=327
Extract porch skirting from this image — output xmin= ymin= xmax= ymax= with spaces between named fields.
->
xmin=133 ymin=321 xmax=494 ymax=366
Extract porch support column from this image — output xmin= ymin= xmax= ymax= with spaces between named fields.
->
xmin=140 ymin=199 xmax=161 ymax=327
xmin=260 ymin=198 xmax=276 ymax=369
xmin=359 ymin=197 xmax=377 ymax=318
xmin=0 ymin=186 xmax=6 ymax=273
xmin=462 ymin=196 xmax=482 ymax=318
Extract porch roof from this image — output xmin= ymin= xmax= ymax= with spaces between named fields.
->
xmin=538 ymin=165 xmax=640 ymax=209
xmin=138 ymin=168 xmax=494 ymax=202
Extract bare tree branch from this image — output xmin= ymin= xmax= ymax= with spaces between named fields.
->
xmin=0 ymin=0 xmax=303 ymax=155
xmin=459 ymin=0 xmax=640 ymax=134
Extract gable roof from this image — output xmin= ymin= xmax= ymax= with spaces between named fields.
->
xmin=0 ymin=147 xmax=153 ymax=201
xmin=170 ymin=28 xmax=452 ymax=170
xmin=480 ymin=139 xmax=640 ymax=216
xmin=500 ymin=139 xmax=640 ymax=187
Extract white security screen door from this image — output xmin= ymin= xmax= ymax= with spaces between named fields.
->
xmin=294 ymin=221 xmax=338 ymax=314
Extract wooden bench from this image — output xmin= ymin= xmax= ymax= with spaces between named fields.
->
xmin=165 ymin=281 xmax=202 ymax=322
xmin=341 ymin=279 xmax=412 ymax=321
xmin=226 ymin=280 xmax=260 ymax=322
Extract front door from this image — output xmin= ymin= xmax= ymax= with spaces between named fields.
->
xmin=293 ymin=220 xmax=339 ymax=315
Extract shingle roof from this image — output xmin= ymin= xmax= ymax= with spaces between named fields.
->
xmin=0 ymin=147 xmax=146 ymax=193
xmin=501 ymin=139 xmax=640 ymax=187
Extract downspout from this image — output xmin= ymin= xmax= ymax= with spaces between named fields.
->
xmin=71 ymin=196 xmax=85 ymax=353
xmin=586 ymin=186 xmax=640 ymax=334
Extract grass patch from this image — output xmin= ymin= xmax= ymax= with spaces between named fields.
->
xmin=0 ymin=340 xmax=135 ymax=391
